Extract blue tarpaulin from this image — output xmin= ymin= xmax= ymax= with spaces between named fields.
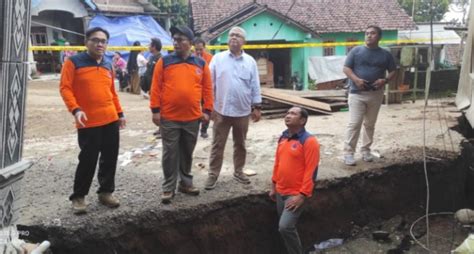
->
xmin=88 ymin=15 xmax=172 ymax=60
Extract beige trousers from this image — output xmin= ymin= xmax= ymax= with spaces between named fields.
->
xmin=344 ymin=90 xmax=384 ymax=155
xmin=209 ymin=112 xmax=249 ymax=177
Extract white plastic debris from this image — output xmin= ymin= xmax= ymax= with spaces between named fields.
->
xmin=452 ymin=234 xmax=474 ymax=254
xmin=314 ymin=238 xmax=344 ymax=250
xmin=243 ymin=169 xmax=257 ymax=176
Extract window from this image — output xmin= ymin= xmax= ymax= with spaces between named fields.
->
xmin=346 ymin=38 xmax=358 ymax=54
xmin=323 ymin=39 xmax=335 ymax=56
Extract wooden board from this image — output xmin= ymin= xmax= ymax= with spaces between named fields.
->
xmin=261 ymin=88 xmax=332 ymax=112
xmin=269 ymin=88 xmax=347 ymax=98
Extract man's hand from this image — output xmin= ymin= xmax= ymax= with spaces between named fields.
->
xmin=373 ymin=78 xmax=387 ymax=89
xmin=251 ymin=108 xmax=261 ymax=122
xmin=202 ymin=112 xmax=210 ymax=123
xmin=354 ymin=78 xmax=368 ymax=89
xmin=152 ymin=113 xmax=161 ymax=126
xmin=74 ymin=111 xmax=88 ymax=127
xmin=269 ymin=189 xmax=276 ymax=202
xmin=119 ymin=117 xmax=126 ymax=129
xmin=285 ymin=194 xmax=305 ymax=212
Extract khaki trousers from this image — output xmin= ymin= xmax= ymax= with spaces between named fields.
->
xmin=344 ymin=90 xmax=384 ymax=155
xmin=209 ymin=112 xmax=249 ymax=177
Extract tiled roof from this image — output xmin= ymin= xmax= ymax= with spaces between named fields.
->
xmin=191 ymin=0 xmax=416 ymax=35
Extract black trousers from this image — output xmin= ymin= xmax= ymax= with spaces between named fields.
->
xmin=69 ymin=121 xmax=120 ymax=201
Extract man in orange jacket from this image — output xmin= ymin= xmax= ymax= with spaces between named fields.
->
xmin=193 ymin=37 xmax=213 ymax=139
xmin=60 ymin=27 xmax=126 ymax=214
xmin=150 ymin=26 xmax=213 ymax=204
xmin=269 ymin=106 xmax=320 ymax=254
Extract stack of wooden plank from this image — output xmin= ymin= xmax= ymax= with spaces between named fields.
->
xmin=260 ymin=88 xmax=348 ymax=118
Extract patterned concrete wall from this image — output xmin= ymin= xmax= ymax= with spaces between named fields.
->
xmin=0 ymin=0 xmax=31 ymax=169
xmin=0 ymin=1 xmax=31 ymax=244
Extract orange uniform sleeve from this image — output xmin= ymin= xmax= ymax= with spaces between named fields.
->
xmin=202 ymin=62 xmax=213 ymax=112
xmin=271 ymin=142 xmax=281 ymax=184
xmin=150 ymin=58 xmax=163 ymax=112
xmin=59 ymin=59 xmax=80 ymax=113
xmin=299 ymin=137 xmax=320 ymax=197
xmin=110 ymin=68 xmax=123 ymax=116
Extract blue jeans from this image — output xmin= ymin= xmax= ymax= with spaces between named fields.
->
xmin=276 ymin=193 xmax=304 ymax=254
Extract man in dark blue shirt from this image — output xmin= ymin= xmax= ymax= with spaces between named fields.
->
xmin=343 ymin=25 xmax=396 ymax=166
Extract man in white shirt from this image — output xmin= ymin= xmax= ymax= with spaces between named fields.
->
xmin=205 ymin=26 xmax=262 ymax=190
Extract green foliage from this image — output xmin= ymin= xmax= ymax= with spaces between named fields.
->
xmin=151 ymin=0 xmax=189 ymax=27
xmin=397 ymin=0 xmax=450 ymax=22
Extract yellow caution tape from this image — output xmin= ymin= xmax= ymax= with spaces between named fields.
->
xmin=29 ymin=38 xmax=461 ymax=51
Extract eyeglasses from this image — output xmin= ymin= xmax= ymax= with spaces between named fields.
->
xmin=88 ymin=38 xmax=108 ymax=45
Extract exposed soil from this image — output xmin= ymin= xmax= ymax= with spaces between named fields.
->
xmin=16 ymin=79 xmax=467 ymax=253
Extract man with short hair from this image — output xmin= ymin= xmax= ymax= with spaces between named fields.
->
xmin=60 ymin=27 xmax=126 ymax=214
xmin=269 ymin=106 xmax=320 ymax=254
xmin=150 ymin=26 xmax=213 ymax=204
xmin=193 ymin=37 xmax=213 ymax=138
xmin=205 ymin=26 xmax=262 ymax=190
xmin=141 ymin=38 xmax=162 ymax=98
xmin=343 ymin=25 xmax=396 ymax=166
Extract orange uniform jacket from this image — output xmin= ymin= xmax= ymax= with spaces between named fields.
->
xmin=272 ymin=128 xmax=320 ymax=197
xmin=150 ymin=53 xmax=213 ymax=121
xmin=60 ymin=52 xmax=124 ymax=129
xmin=198 ymin=51 xmax=213 ymax=65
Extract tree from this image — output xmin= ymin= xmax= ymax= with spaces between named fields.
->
xmin=398 ymin=0 xmax=450 ymax=22
xmin=151 ymin=0 xmax=189 ymax=27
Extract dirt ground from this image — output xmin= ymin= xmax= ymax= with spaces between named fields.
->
xmin=17 ymin=79 xmax=465 ymax=249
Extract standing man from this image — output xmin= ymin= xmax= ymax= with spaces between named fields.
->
xmin=150 ymin=26 xmax=213 ymax=204
xmin=269 ymin=106 xmax=320 ymax=254
xmin=205 ymin=26 xmax=262 ymax=190
xmin=343 ymin=25 xmax=396 ymax=166
xmin=193 ymin=37 xmax=213 ymax=138
xmin=141 ymin=37 xmax=162 ymax=98
xmin=60 ymin=27 xmax=126 ymax=214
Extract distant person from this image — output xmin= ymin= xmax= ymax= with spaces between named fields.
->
xmin=127 ymin=41 xmax=141 ymax=94
xmin=137 ymin=49 xmax=148 ymax=97
xmin=141 ymin=38 xmax=162 ymax=99
xmin=342 ymin=25 xmax=396 ymax=166
xmin=60 ymin=27 xmax=126 ymax=214
xmin=142 ymin=38 xmax=163 ymax=137
xmin=205 ymin=26 xmax=262 ymax=190
xmin=61 ymin=41 xmax=76 ymax=65
xmin=193 ymin=37 xmax=213 ymax=138
xmin=150 ymin=26 xmax=213 ymax=204
xmin=269 ymin=106 xmax=320 ymax=254
xmin=112 ymin=52 xmax=127 ymax=91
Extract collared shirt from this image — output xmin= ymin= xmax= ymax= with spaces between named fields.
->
xmin=60 ymin=52 xmax=124 ymax=129
xmin=150 ymin=52 xmax=213 ymax=122
xmin=210 ymin=50 xmax=262 ymax=117
xmin=271 ymin=128 xmax=320 ymax=197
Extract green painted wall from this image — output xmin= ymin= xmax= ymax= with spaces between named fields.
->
xmin=214 ymin=12 xmax=307 ymax=43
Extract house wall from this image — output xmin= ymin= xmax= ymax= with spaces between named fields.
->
xmin=308 ymin=30 xmax=398 ymax=57
xmin=214 ymin=12 xmax=307 ymax=43
xmin=211 ymin=11 xmax=399 ymax=89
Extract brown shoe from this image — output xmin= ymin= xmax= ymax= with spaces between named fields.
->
xmin=98 ymin=193 xmax=120 ymax=208
xmin=178 ymin=185 xmax=200 ymax=196
xmin=161 ymin=191 xmax=175 ymax=204
xmin=72 ymin=197 xmax=87 ymax=215
xmin=233 ymin=172 xmax=251 ymax=184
